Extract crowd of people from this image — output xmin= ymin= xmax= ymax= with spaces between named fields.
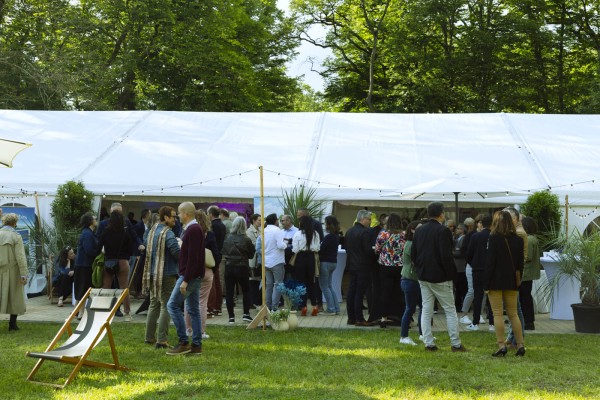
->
xmin=0 ymin=200 xmax=542 ymax=357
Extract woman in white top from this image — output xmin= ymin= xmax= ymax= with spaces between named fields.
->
xmin=292 ymin=216 xmax=321 ymax=316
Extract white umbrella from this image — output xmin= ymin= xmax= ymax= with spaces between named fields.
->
xmin=0 ymin=138 xmax=32 ymax=168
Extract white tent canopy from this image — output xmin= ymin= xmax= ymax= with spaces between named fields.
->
xmin=1 ymin=111 xmax=600 ymax=217
xmin=3 ymin=111 xmax=600 ymax=198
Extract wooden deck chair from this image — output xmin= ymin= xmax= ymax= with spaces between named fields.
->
xmin=26 ymin=288 xmax=131 ymax=389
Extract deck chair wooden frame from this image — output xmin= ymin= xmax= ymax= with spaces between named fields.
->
xmin=26 ymin=287 xmax=131 ymax=389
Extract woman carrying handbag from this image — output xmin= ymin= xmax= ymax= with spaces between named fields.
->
xmin=484 ymin=210 xmax=526 ymax=357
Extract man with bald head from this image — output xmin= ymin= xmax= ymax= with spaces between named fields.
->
xmin=166 ymin=202 xmax=205 ymax=356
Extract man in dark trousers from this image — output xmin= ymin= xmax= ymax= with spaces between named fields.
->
xmin=207 ymin=205 xmax=226 ymax=315
xmin=465 ymin=214 xmax=493 ymax=331
xmin=344 ymin=210 xmax=374 ymax=326
xmin=166 ymin=201 xmax=205 ymax=356
xmin=412 ymin=202 xmax=467 ymax=352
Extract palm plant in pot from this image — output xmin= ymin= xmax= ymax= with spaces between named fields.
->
xmin=546 ymin=229 xmax=600 ymax=333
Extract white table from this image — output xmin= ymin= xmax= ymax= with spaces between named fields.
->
xmin=322 ymin=249 xmax=346 ymax=303
xmin=532 ymin=270 xmax=550 ymax=314
xmin=540 ymin=253 xmax=580 ymax=320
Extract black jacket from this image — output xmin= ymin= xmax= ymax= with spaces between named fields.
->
xmin=97 ymin=225 xmax=133 ymax=260
xmin=466 ymin=228 xmax=491 ymax=271
xmin=211 ymin=219 xmax=227 ymax=254
xmin=484 ymin=233 xmax=524 ymax=291
xmin=344 ymin=222 xmax=373 ymax=272
xmin=222 ymin=233 xmax=255 ymax=267
xmin=411 ymin=219 xmax=455 ymax=283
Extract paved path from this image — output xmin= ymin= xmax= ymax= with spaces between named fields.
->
xmin=2 ymin=294 xmax=577 ymax=335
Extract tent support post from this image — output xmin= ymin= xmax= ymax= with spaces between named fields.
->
xmin=454 ymin=192 xmax=459 ymax=222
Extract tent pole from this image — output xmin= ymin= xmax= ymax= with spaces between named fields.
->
xmin=248 ymin=166 xmax=269 ymax=330
xmin=565 ymin=195 xmax=569 ymax=241
xmin=454 ymin=192 xmax=459 ymax=223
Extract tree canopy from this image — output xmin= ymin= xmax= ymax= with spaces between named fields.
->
xmin=1 ymin=0 xmax=599 ymax=113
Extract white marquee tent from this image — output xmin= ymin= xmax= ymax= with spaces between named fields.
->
xmin=2 ymin=111 xmax=600 ymax=231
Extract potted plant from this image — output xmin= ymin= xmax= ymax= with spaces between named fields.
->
xmin=269 ymin=308 xmax=291 ymax=331
xmin=546 ymin=229 xmax=600 ymax=333
xmin=277 ymin=281 xmax=306 ymax=330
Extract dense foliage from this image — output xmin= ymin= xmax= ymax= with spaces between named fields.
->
xmin=291 ymin=0 xmax=600 ymax=113
xmin=0 ymin=0 xmax=303 ymax=111
xmin=522 ymin=190 xmax=562 ymax=240
xmin=2 ymin=0 xmax=600 ymax=113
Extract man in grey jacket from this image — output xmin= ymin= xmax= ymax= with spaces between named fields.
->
xmin=412 ymin=202 xmax=467 ymax=352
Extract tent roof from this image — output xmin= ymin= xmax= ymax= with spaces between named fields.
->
xmin=1 ymin=111 xmax=600 ymax=202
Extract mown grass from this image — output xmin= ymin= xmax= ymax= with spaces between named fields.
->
xmin=2 ymin=322 xmax=599 ymax=399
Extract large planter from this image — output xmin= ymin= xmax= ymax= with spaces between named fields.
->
xmin=287 ymin=311 xmax=299 ymax=330
xmin=271 ymin=320 xmax=289 ymax=332
xmin=571 ymin=303 xmax=600 ymax=333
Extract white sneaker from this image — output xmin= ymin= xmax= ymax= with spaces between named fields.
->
xmin=186 ymin=328 xmax=193 ymax=337
xmin=124 ymin=313 xmax=132 ymax=322
xmin=202 ymin=333 xmax=210 ymax=340
xmin=459 ymin=315 xmax=472 ymax=324
xmin=418 ymin=335 xmax=437 ymax=342
xmin=489 ymin=325 xmax=495 ymax=332
xmin=466 ymin=323 xmax=479 ymax=331
xmin=399 ymin=337 xmax=417 ymax=346
xmin=479 ymin=316 xmax=486 ymax=324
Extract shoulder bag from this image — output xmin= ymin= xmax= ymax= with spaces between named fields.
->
xmin=205 ymin=248 xmax=216 ymax=268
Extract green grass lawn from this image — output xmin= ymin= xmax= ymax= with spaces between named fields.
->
xmin=2 ymin=322 xmax=599 ymax=399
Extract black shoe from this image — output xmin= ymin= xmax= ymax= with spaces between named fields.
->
xmin=115 ymin=308 xmax=123 ymax=317
xmin=8 ymin=324 xmax=19 ymax=331
xmin=451 ymin=345 xmax=469 ymax=353
xmin=155 ymin=342 xmax=171 ymax=349
xmin=380 ymin=320 xmax=388 ymax=329
xmin=492 ymin=347 xmax=508 ymax=357
xmin=524 ymin=323 xmax=535 ymax=331
xmin=425 ymin=345 xmax=438 ymax=352
xmin=347 ymin=319 xmax=356 ymax=325
xmin=515 ymin=347 xmax=526 ymax=357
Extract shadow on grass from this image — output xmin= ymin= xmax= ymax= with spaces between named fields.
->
xmin=3 ymin=322 xmax=600 ymax=399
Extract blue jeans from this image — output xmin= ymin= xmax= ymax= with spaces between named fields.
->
xmin=400 ymin=278 xmax=422 ymax=338
xmin=265 ymin=263 xmax=285 ymax=310
xmin=318 ymin=261 xmax=339 ymax=313
xmin=167 ymin=275 xmax=202 ymax=346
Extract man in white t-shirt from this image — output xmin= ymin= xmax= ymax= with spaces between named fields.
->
xmin=258 ymin=213 xmax=286 ymax=310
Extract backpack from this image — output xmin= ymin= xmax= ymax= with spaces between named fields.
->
xmin=91 ymin=253 xmax=105 ymax=288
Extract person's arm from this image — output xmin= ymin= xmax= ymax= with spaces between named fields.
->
xmin=182 ymin=226 xmax=205 ymax=284
xmin=292 ymin=231 xmax=300 ymax=253
xmin=165 ymin=230 xmax=180 ymax=260
xmin=245 ymin=237 xmax=256 ymax=259
xmin=15 ymin=234 xmax=28 ymax=279
xmin=374 ymin=231 xmax=386 ymax=254
xmin=439 ymin=228 xmax=456 ymax=278
xmin=466 ymin=235 xmax=476 ymax=265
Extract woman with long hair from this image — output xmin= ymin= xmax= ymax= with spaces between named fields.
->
xmin=485 ymin=210 xmax=525 ymax=356
xmin=97 ymin=210 xmax=132 ymax=320
xmin=318 ymin=215 xmax=341 ymax=315
xmin=374 ymin=213 xmax=406 ymax=328
xmin=53 ymin=246 xmax=76 ymax=307
xmin=292 ymin=215 xmax=321 ymax=316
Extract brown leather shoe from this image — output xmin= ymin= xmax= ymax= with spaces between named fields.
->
xmin=166 ymin=342 xmax=190 ymax=356
xmin=451 ymin=344 xmax=469 ymax=353
xmin=188 ymin=343 xmax=202 ymax=356
xmin=355 ymin=321 xmax=369 ymax=327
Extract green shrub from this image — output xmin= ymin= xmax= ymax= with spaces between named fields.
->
xmin=50 ymin=180 xmax=94 ymax=231
xmin=522 ymin=191 xmax=561 ymax=246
